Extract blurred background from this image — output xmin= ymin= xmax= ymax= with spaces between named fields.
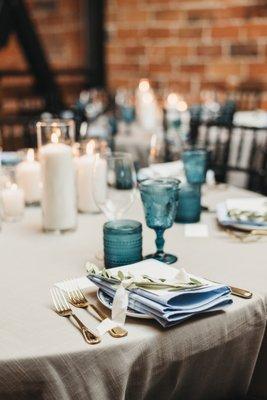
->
xmin=0 ymin=0 xmax=267 ymax=192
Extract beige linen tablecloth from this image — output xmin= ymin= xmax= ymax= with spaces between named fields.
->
xmin=0 ymin=186 xmax=266 ymax=400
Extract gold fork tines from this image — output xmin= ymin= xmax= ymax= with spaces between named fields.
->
xmin=64 ymin=280 xmax=128 ymax=338
xmin=50 ymin=287 xmax=101 ymax=344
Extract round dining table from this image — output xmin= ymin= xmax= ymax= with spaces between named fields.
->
xmin=0 ymin=185 xmax=266 ymax=400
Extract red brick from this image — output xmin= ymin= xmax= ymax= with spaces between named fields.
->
xmin=211 ymin=26 xmax=240 ymax=39
xmin=180 ymin=64 xmax=205 ymax=74
xmin=246 ymin=24 xmax=267 ymax=38
xmin=186 ymin=8 xmax=215 ymax=21
xmin=196 ymin=45 xmax=222 ymax=57
xmin=230 ymin=43 xmax=258 ymax=57
xmin=149 ymin=64 xmax=172 ymax=73
xmin=165 ymin=45 xmax=189 ymax=57
xmin=179 ymin=27 xmax=202 ymax=38
xmin=146 ymin=28 xmax=171 ymax=39
xmin=154 ymin=10 xmax=182 ymax=21
xmin=207 ymin=63 xmax=242 ymax=79
xmin=248 ymin=63 xmax=267 ymax=77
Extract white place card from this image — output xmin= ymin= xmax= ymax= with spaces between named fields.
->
xmin=55 ymin=276 xmax=96 ymax=291
xmin=184 ymin=224 xmax=209 ymax=238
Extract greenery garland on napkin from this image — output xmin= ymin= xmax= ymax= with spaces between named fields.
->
xmin=228 ymin=208 xmax=267 ymax=223
xmin=86 ymin=263 xmax=205 ymax=292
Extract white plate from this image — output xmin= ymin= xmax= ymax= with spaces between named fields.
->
xmin=97 ymin=289 xmax=152 ymax=319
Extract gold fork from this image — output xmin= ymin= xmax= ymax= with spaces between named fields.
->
xmin=63 ymin=281 xmax=128 ymax=338
xmin=50 ymin=287 xmax=101 ymax=344
xmin=226 ymin=229 xmax=267 ymax=242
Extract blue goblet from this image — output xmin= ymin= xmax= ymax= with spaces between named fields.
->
xmin=182 ymin=149 xmax=207 ymax=185
xmin=139 ymin=178 xmax=180 ymax=264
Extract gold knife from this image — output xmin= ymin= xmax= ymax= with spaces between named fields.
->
xmin=251 ymin=229 xmax=267 ymax=236
xmin=206 ymin=279 xmax=253 ymax=299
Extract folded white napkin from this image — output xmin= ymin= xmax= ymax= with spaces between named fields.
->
xmin=138 ymin=160 xmax=185 ymax=181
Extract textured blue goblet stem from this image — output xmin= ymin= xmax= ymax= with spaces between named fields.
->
xmin=155 ymin=228 xmax=165 ymax=256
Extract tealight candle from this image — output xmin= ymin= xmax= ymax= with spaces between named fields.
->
xmin=15 ymin=149 xmax=41 ymax=205
xmin=1 ymin=183 xmax=25 ymax=222
xmin=77 ymin=140 xmax=107 ymax=213
xmin=40 ymin=132 xmax=77 ymax=232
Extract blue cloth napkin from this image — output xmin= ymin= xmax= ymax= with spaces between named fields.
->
xmin=88 ymin=266 xmax=232 ymax=328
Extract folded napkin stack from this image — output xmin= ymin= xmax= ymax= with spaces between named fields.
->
xmin=88 ymin=260 xmax=232 ymax=328
xmin=217 ymin=198 xmax=267 ymax=229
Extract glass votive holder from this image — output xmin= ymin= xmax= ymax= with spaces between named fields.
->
xmin=103 ymin=219 xmax=142 ymax=268
xmin=36 ymin=119 xmax=75 ymax=148
xmin=175 ymin=183 xmax=201 ymax=223
xmin=182 ymin=149 xmax=208 ymax=185
xmin=1 ymin=183 xmax=25 ymax=222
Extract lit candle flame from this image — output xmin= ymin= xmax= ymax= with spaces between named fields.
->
xmin=167 ymin=93 xmax=179 ymax=107
xmin=139 ymin=79 xmax=150 ymax=92
xmin=166 ymin=93 xmax=188 ymax=112
xmin=27 ymin=148 xmax=35 ymax=162
xmin=86 ymin=140 xmax=96 ymax=155
xmin=177 ymin=100 xmax=187 ymax=112
xmin=51 ymin=133 xmax=59 ymax=144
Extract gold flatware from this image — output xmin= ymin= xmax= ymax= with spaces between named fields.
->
xmin=251 ymin=229 xmax=267 ymax=235
xmin=228 ymin=285 xmax=253 ymax=299
xmin=50 ymin=287 xmax=101 ymax=344
xmin=64 ymin=281 xmax=128 ymax=338
xmin=225 ymin=229 xmax=267 ymax=242
xmin=206 ymin=278 xmax=252 ymax=299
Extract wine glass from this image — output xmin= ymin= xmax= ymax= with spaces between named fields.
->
xmin=93 ymin=152 xmax=137 ymax=220
xmin=139 ymin=178 xmax=180 ymax=264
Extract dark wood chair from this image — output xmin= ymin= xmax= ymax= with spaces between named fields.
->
xmin=189 ymin=121 xmax=267 ymax=195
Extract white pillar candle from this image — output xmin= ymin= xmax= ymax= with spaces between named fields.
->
xmin=135 ymin=79 xmax=159 ymax=131
xmin=40 ymin=133 xmax=76 ymax=232
xmin=77 ymin=140 xmax=107 ymax=213
xmin=15 ymin=149 xmax=41 ymax=204
xmin=1 ymin=184 xmax=25 ymax=221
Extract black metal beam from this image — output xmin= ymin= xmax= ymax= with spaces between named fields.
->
xmin=0 ymin=0 xmax=13 ymax=48
xmin=86 ymin=0 xmax=106 ymax=87
xmin=4 ymin=0 xmax=64 ymax=112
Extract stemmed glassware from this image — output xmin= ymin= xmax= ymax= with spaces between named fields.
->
xmin=139 ymin=178 xmax=180 ymax=264
xmin=93 ymin=152 xmax=137 ymax=220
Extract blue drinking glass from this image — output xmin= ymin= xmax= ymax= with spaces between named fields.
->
xmin=175 ymin=183 xmax=201 ymax=223
xmin=139 ymin=178 xmax=180 ymax=264
xmin=121 ymin=105 xmax=135 ymax=124
xmin=182 ymin=149 xmax=207 ymax=185
xmin=104 ymin=219 xmax=142 ymax=268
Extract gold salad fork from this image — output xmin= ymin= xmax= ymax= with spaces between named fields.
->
xmin=226 ymin=228 xmax=267 ymax=242
xmin=50 ymin=287 xmax=101 ymax=344
xmin=63 ymin=280 xmax=128 ymax=338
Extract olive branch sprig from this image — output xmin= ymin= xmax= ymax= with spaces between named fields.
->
xmin=86 ymin=263 xmax=205 ymax=292
xmin=228 ymin=208 xmax=267 ymax=223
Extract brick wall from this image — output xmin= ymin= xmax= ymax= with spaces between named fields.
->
xmin=106 ymin=0 xmax=267 ymax=108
